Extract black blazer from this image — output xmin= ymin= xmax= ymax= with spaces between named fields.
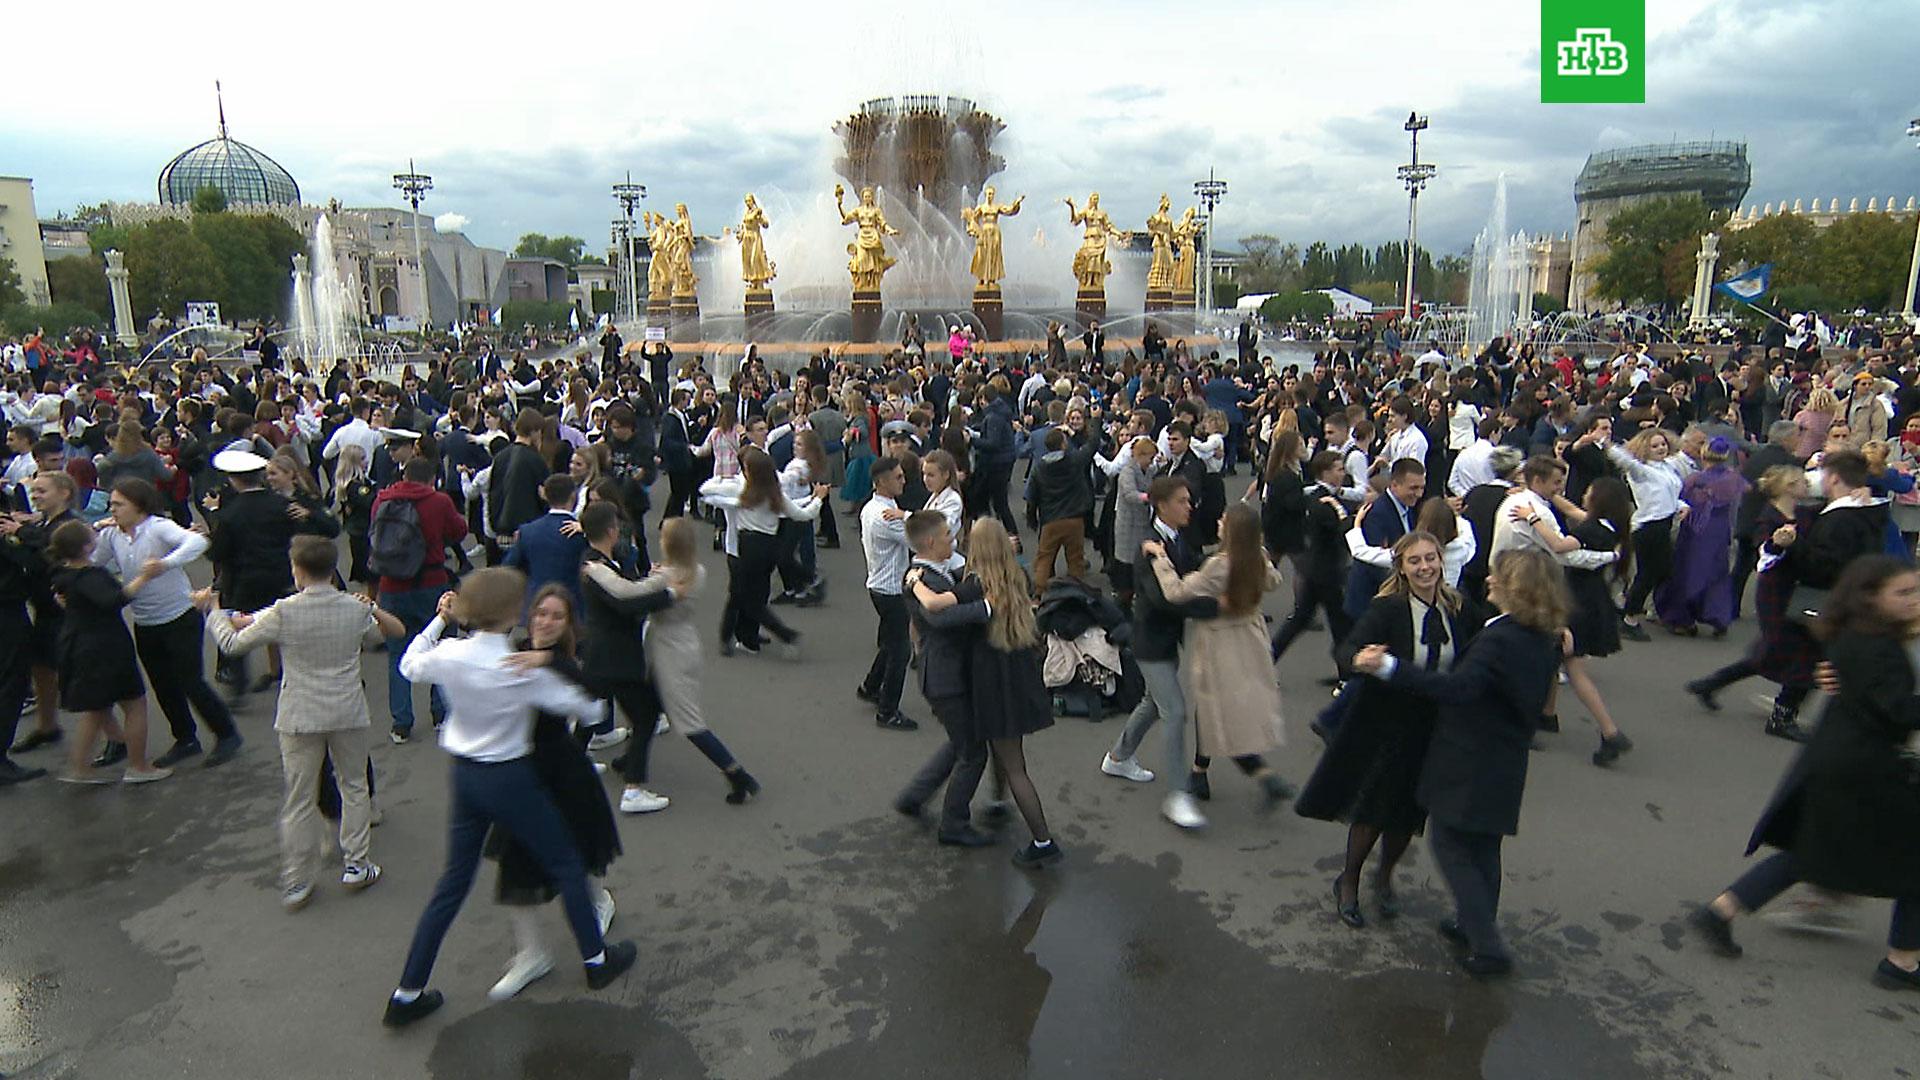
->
xmin=905 ymin=563 xmax=990 ymax=701
xmin=1261 ymin=469 xmax=1309 ymax=556
xmin=659 ymin=410 xmax=694 ymax=474
xmin=578 ymin=551 xmax=673 ymax=689
xmin=1131 ymin=529 xmax=1218 ymax=662
xmin=1398 ymin=615 xmax=1560 ymax=837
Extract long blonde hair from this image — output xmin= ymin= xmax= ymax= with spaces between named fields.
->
xmin=1376 ymin=530 xmax=1462 ymax=613
xmin=1489 ymin=548 xmax=1572 ymax=633
xmin=968 ymin=518 xmax=1038 ymax=651
xmin=658 ymin=516 xmax=699 ymax=587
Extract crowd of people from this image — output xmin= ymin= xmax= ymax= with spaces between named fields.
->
xmin=7 ymin=313 xmax=1920 ymax=1022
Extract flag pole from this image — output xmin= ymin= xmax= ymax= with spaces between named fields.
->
xmin=1721 ymin=294 xmax=1792 ymax=329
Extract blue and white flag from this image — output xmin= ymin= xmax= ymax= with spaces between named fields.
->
xmin=569 ymin=307 xmax=580 ymax=332
xmin=1714 ymin=263 xmax=1773 ymax=303
xmin=493 ymin=306 xmax=504 ymax=326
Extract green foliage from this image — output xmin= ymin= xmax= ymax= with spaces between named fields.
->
xmin=1346 ymin=279 xmax=1402 ymax=306
xmin=1722 ymin=213 xmax=1818 ymax=285
xmin=1591 ymin=194 xmax=1719 ymax=307
xmin=1811 ymin=213 xmax=1911 ymax=311
xmin=1769 ymin=283 xmax=1834 ymax=315
xmin=1258 ymin=290 xmax=1335 ymax=323
xmin=513 ymin=234 xmax=590 ymax=265
xmin=589 ymin=289 xmax=616 ymax=316
xmin=0 ymin=255 xmax=22 ymax=309
xmin=191 ymin=212 xmax=303 ymax=321
xmin=191 ymin=185 xmax=229 ymax=214
xmin=1532 ymin=291 xmax=1567 ymax=316
xmin=124 ymin=218 xmax=226 ymax=322
xmin=45 ymin=257 xmax=110 ymax=319
xmin=0 ymin=302 xmax=108 ymax=340
xmin=1210 ymin=276 xmax=1240 ymax=309
xmin=501 ymin=299 xmax=574 ymax=330
xmin=1233 ymin=234 xmax=1467 ymax=308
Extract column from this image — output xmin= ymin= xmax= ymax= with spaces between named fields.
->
xmin=104 ymin=249 xmax=138 ymax=348
xmin=1689 ymin=233 xmax=1719 ymax=329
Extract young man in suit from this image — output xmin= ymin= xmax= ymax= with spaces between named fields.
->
xmin=893 ymin=511 xmax=994 ymax=846
xmin=1099 ymin=476 xmax=1220 ymax=830
xmin=1343 ymin=458 xmax=1424 ymax=619
xmin=1268 ymin=450 xmax=1355 ymax=671
xmin=502 ymin=474 xmax=587 ymax=607
xmin=658 ymin=389 xmax=697 ymax=522
xmin=857 ymin=457 xmax=916 ymax=731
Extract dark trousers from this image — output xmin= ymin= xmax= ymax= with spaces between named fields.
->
xmin=399 ymin=756 xmax=605 ymax=989
xmin=1730 ymin=535 xmax=1759 ymax=618
xmin=0 ymin=605 xmax=31 ymax=761
xmin=816 ymin=494 xmax=841 ymax=545
xmin=606 ymin=680 xmax=662 ymax=785
xmin=775 ymin=518 xmax=814 ymax=594
xmin=662 ymin=469 xmax=696 ymax=522
xmin=861 ymin=590 xmax=911 ymax=716
xmin=1696 ymin=660 xmax=1813 ymax=713
xmin=1270 ymin=569 xmax=1353 ymax=662
xmin=1729 ymin=850 xmax=1920 ymax=950
xmin=135 ymin=608 xmax=238 ymax=746
xmin=734 ymin=531 xmax=795 ymax=646
xmin=974 ymin=461 xmax=1018 ymax=536
xmin=1429 ymin=821 xmax=1508 ymax=960
xmin=900 ymin=694 xmax=987 ymax=834
xmin=1624 ymin=516 xmax=1676 ymax=619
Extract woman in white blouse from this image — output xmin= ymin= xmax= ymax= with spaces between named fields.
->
xmin=1607 ymin=427 xmax=1688 ymax=640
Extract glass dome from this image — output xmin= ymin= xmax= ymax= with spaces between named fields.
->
xmin=158 ymin=136 xmax=301 ymax=207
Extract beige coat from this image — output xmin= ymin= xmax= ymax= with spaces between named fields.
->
xmin=1148 ymin=553 xmax=1286 ymax=758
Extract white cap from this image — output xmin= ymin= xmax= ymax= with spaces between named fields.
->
xmin=380 ymin=427 xmax=422 ymax=441
xmin=213 ymin=448 xmax=270 ymax=473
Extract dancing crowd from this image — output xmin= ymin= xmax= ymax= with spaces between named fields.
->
xmin=6 ymin=314 xmax=1920 ymax=1023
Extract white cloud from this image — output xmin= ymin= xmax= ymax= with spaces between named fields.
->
xmin=433 ymin=212 xmax=469 ymax=233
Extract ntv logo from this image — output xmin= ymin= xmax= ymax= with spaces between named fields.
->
xmin=1556 ymin=28 xmax=1630 ymax=76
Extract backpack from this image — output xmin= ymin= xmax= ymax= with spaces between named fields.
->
xmin=366 ymin=496 xmax=429 ymax=580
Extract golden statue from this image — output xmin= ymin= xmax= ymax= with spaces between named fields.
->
xmin=1145 ymin=193 xmax=1175 ymax=291
xmin=732 ymin=193 xmax=776 ymax=290
xmin=643 ymin=210 xmax=673 ymax=297
xmin=1172 ymin=206 xmax=1201 ymax=294
xmin=667 ymin=203 xmax=698 ymax=297
xmin=961 ymin=186 xmax=1024 ymax=290
xmin=1064 ymin=192 xmax=1122 ymax=292
xmin=835 ymin=184 xmax=901 ymax=292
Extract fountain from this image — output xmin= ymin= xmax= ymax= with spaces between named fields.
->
xmin=1465 ymin=174 xmax=1532 ymax=351
xmin=292 ymin=214 xmax=361 ymax=364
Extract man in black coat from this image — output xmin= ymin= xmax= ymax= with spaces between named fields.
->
xmin=657 ymin=388 xmax=696 ymax=521
xmin=488 ymin=411 xmax=552 ymax=547
xmin=576 ymin=502 xmax=676 ymax=814
xmin=1100 ymin=476 xmax=1219 ymax=830
xmin=207 ymin=449 xmax=341 ymax=689
xmin=1268 ymin=450 xmax=1355 ymax=670
xmin=894 ymin=512 xmax=994 ymax=845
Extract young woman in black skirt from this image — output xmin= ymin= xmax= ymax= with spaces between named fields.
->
xmin=487 ymin=584 xmax=621 ymax=1000
xmin=1562 ymin=477 xmax=1636 ymax=767
xmin=46 ymin=520 xmax=171 ymax=784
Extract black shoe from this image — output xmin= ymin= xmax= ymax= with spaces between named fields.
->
xmin=855 ymin=684 xmax=879 ymax=705
xmin=1619 ymin=621 xmax=1651 ymax=643
xmin=1372 ymin=876 xmax=1400 ymax=920
xmin=1689 ymin=906 xmax=1743 ymax=958
xmin=92 ymin=741 xmax=128 ymax=768
xmin=1875 ymin=958 xmax=1920 ymax=991
xmin=1684 ymin=678 xmax=1721 ymax=712
xmin=10 ymin=729 xmax=61 ymax=753
xmin=1333 ymin=877 xmax=1365 ymax=929
xmin=795 ymin=582 xmax=826 ymax=608
xmin=0 ymin=759 xmax=47 ymax=786
xmin=725 ymin=770 xmax=761 ymax=805
xmin=1259 ymin=773 xmax=1296 ymax=808
xmin=875 ymin=712 xmax=918 ymax=732
xmin=1765 ymin=713 xmax=1811 ymax=743
xmin=1437 ymin=919 xmax=1470 ymax=949
xmin=892 ymin=795 xmax=924 ymax=819
xmin=1012 ymin=840 xmax=1064 ymax=869
xmin=382 ymin=989 xmax=445 ymax=1028
xmin=1460 ymin=953 xmax=1514 ymax=978
xmin=585 ymin=940 xmax=638 ymax=990
xmin=1537 ymin=713 xmax=1560 ymax=734
xmin=937 ymin=826 xmax=997 ymax=848
xmin=1592 ymin=732 xmax=1633 ymax=767
xmin=770 ymin=590 xmax=797 ymax=606
xmin=203 ymin=735 xmax=244 ymax=768
xmin=1187 ymin=771 xmax=1212 ymax=801
xmin=152 ymin=741 xmax=203 ymax=769
xmin=735 ymin=639 xmax=762 ymax=656
xmin=720 ymin=639 xmax=736 ymax=657
xmin=817 ymin=537 xmax=841 ymax=550
xmin=981 ymin=800 xmax=1013 ymax=827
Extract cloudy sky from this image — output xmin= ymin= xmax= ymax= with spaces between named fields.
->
xmin=6 ymin=0 xmax=1914 ymax=261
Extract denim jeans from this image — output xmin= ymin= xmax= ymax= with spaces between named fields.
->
xmin=379 ymin=585 xmax=449 ymax=734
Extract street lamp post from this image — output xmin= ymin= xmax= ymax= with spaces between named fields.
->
xmin=392 ymin=160 xmax=434 ymax=328
xmin=1193 ymin=169 xmax=1228 ymax=315
xmin=1903 ymin=119 xmax=1920 ymax=321
xmin=612 ymin=172 xmax=647 ymax=326
xmin=610 ymin=220 xmax=631 ymax=323
xmin=1396 ymin=113 xmax=1437 ymax=322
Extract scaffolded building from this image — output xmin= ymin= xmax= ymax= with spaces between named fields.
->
xmin=1569 ymin=141 xmax=1751 ymax=312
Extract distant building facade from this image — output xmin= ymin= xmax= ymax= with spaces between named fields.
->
xmin=0 ymin=177 xmax=52 ymax=306
xmin=1570 ymin=141 xmax=1751 ymax=312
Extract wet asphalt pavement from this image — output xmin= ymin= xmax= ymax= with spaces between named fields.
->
xmin=4 ymin=492 xmax=1920 ymax=1079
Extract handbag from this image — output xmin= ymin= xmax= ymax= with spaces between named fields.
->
xmin=1787 ymin=584 xmax=1828 ymax=623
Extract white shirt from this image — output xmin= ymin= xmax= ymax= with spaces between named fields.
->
xmin=1448 ymin=439 xmax=1497 ymax=496
xmin=400 ymin=618 xmax=599 ymax=763
xmin=1406 ymin=592 xmax=1456 ymax=669
xmin=1606 ymin=445 xmax=1685 ymax=526
xmin=1490 ymin=489 xmax=1617 ymax=570
xmin=323 ymin=417 xmax=383 ymax=462
xmin=699 ymin=475 xmax=820 ymax=553
xmin=926 ymin=487 xmax=965 ymax=541
xmin=861 ymin=494 xmax=910 ymax=594
xmin=1382 ymin=423 xmax=1429 ymax=467
xmin=93 ymin=514 xmax=208 ymax=625
xmin=1348 ymin=519 xmax=1477 ymax=588
xmin=1448 ymin=402 xmax=1484 ymax=451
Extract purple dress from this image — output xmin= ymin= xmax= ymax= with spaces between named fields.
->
xmin=1655 ymin=464 xmax=1750 ymax=630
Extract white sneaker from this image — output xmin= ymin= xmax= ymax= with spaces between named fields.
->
xmin=594 ymin=888 xmax=616 ymax=935
xmin=1101 ymin=753 xmax=1155 ymax=783
xmin=619 ymin=788 xmax=670 ymax=814
xmin=282 ymin=881 xmax=314 ymax=911
xmin=487 ymin=949 xmax=554 ymax=1001
xmin=588 ymin=727 xmax=630 ymax=752
xmin=1162 ymin=792 xmax=1208 ymax=830
xmin=341 ymin=862 xmax=382 ymax=891
xmin=653 ymin=715 xmax=670 ymax=736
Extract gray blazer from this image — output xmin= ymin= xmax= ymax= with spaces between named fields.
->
xmin=1112 ymin=459 xmax=1154 ymax=566
xmin=905 ymin=562 xmax=989 ymax=701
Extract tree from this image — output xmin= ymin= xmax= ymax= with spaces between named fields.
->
xmin=1721 ymin=213 xmax=1818 ymax=287
xmin=0 ymin=255 xmax=22 ymax=309
xmin=1258 ymin=290 xmax=1335 ymax=323
xmin=1532 ymin=291 xmax=1567 ymax=316
xmin=0 ymin=302 xmax=105 ymax=340
xmin=501 ymin=298 xmax=574 ymax=331
xmin=45 ymin=257 xmax=110 ymax=320
xmin=513 ymin=234 xmax=589 ymax=265
xmin=1235 ymin=234 xmax=1287 ymax=293
xmin=192 ymin=212 xmax=303 ymax=321
xmin=1811 ymin=213 xmax=1912 ymax=311
xmin=1591 ymin=194 xmax=1720 ymax=308
xmin=191 ymin=185 xmax=229 ymax=214
xmin=1211 ymin=277 xmax=1240 ymax=309
xmin=124 ymin=218 xmax=225 ymax=322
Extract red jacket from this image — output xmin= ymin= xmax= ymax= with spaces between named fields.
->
xmin=370 ymin=480 xmax=467 ymax=593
